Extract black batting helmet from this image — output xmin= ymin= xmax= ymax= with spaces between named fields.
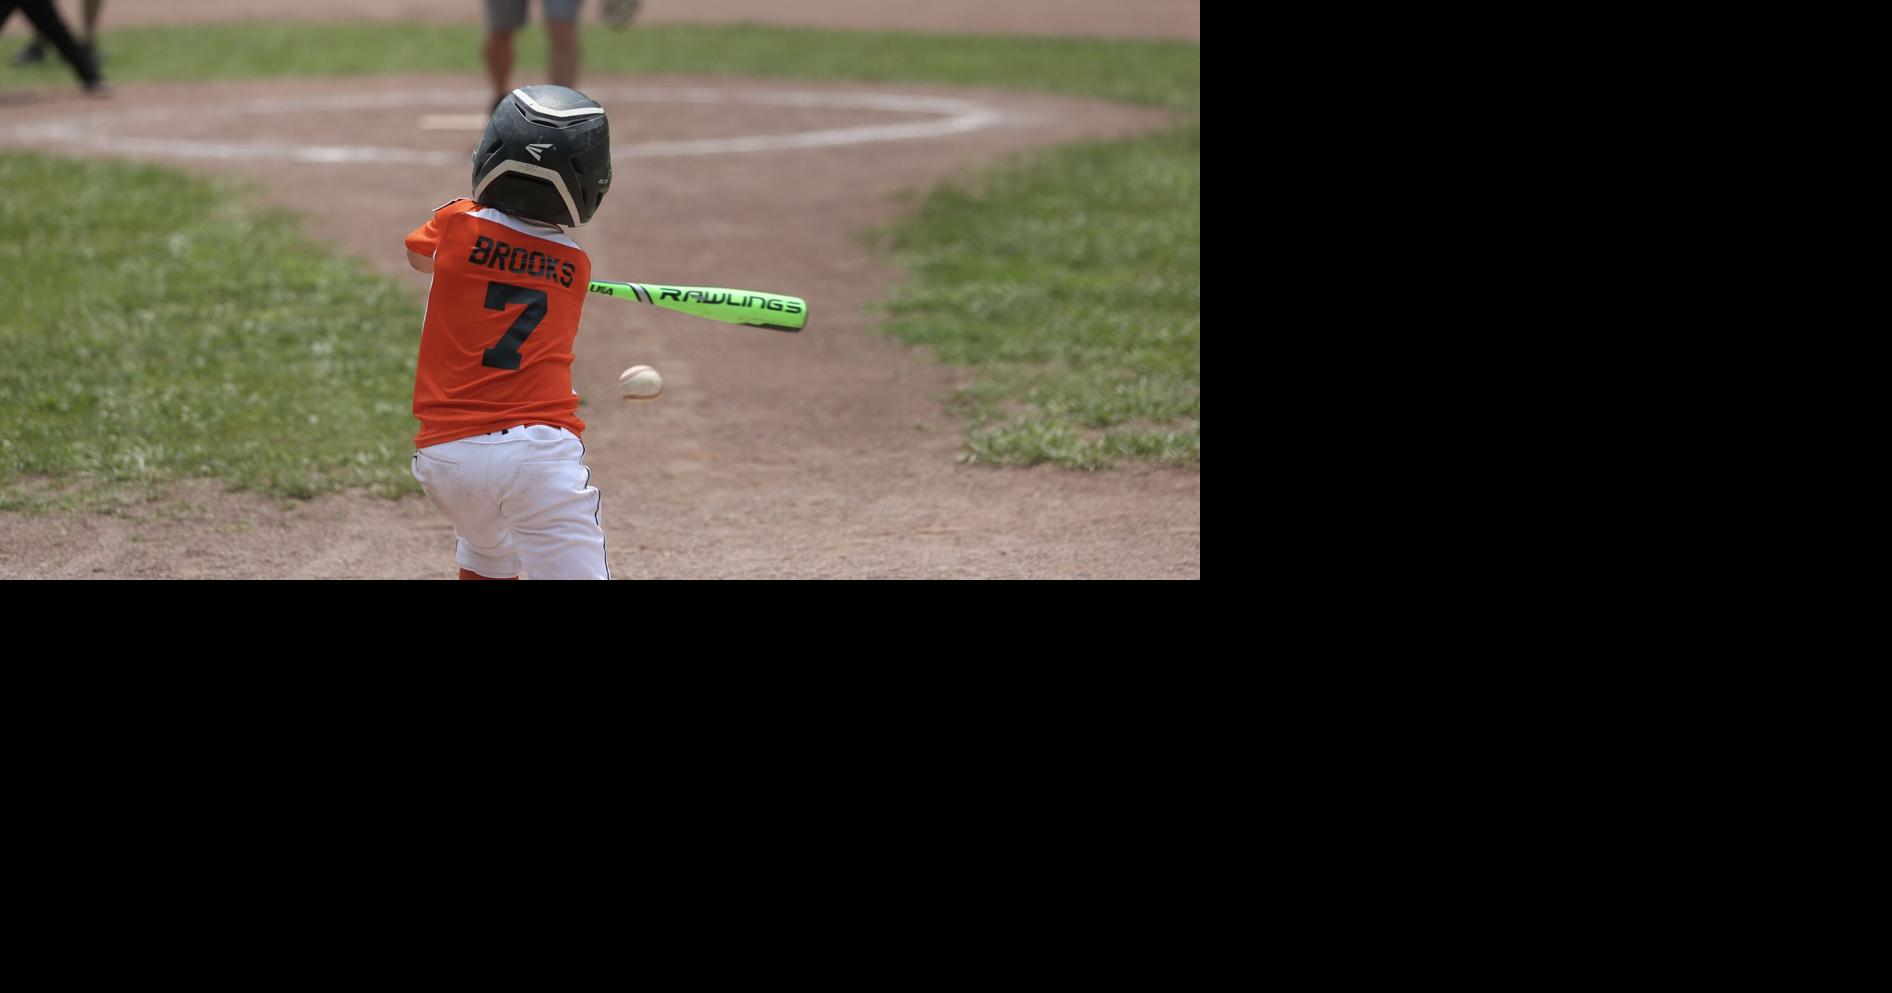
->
xmin=471 ymin=85 xmax=612 ymax=228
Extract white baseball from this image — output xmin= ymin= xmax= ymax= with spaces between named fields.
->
xmin=619 ymin=364 xmax=663 ymax=399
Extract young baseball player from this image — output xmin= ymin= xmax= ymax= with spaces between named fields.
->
xmin=405 ymin=85 xmax=614 ymax=580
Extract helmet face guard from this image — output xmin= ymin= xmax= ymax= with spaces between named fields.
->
xmin=471 ymin=86 xmax=612 ymax=228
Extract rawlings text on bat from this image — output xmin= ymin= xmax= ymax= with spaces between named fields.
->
xmin=588 ymin=280 xmax=806 ymax=332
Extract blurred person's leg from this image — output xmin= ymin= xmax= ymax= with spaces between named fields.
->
xmin=485 ymin=0 xmax=527 ymax=108
xmin=3 ymin=0 xmax=104 ymax=91
xmin=74 ymin=0 xmax=99 ymax=64
xmin=545 ymin=0 xmax=582 ymax=89
xmin=6 ymin=0 xmax=45 ymax=64
xmin=485 ymin=30 xmax=517 ymax=108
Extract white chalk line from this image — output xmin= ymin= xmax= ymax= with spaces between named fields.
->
xmin=1 ymin=86 xmax=1006 ymax=166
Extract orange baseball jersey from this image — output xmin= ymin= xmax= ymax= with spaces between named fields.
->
xmin=404 ymin=198 xmax=594 ymax=448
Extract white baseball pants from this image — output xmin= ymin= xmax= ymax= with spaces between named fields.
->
xmin=411 ymin=424 xmax=610 ymax=580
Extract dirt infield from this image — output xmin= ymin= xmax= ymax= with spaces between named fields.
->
xmin=92 ymin=0 xmax=1199 ymax=41
xmin=0 ymin=5 xmax=1200 ymax=579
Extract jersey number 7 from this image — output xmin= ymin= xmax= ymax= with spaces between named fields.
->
xmin=482 ymin=281 xmax=548 ymax=370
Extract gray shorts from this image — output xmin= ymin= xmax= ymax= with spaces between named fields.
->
xmin=485 ymin=0 xmax=583 ymax=32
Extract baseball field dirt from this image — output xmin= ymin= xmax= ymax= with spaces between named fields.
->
xmin=0 ymin=2 xmax=1200 ymax=579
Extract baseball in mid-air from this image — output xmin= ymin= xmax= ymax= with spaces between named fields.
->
xmin=619 ymin=364 xmax=663 ymax=399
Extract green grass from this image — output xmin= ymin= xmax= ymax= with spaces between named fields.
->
xmin=0 ymin=154 xmax=421 ymax=511
xmin=880 ymin=121 xmax=1199 ymax=469
xmin=2 ymin=23 xmax=1200 ymax=108
xmin=4 ymin=21 xmax=1199 ymax=475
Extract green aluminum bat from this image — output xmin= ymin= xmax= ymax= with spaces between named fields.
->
xmin=587 ymin=280 xmax=806 ymax=332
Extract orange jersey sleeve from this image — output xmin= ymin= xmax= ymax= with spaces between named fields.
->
xmin=406 ymin=200 xmax=594 ymax=448
xmin=405 ymin=197 xmax=473 ymax=258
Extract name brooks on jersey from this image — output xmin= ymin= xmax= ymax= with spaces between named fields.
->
xmin=468 ymin=235 xmax=578 ymax=287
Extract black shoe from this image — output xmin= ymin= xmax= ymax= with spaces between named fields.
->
xmin=82 ymin=78 xmax=111 ymax=98
xmin=12 ymin=41 xmax=46 ymax=66
xmin=603 ymin=0 xmax=643 ymax=28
